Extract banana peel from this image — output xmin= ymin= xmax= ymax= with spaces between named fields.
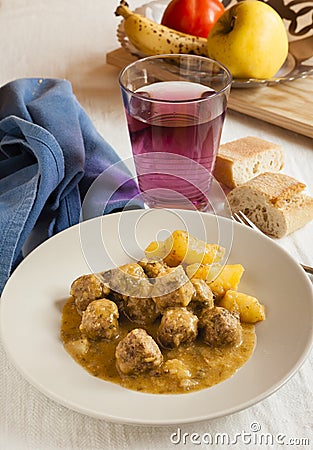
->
xmin=115 ymin=1 xmax=208 ymax=57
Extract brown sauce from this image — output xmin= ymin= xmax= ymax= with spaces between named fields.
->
xmin=60 ymin=298 xmax=256 ymax=394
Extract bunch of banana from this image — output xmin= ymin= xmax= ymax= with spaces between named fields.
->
xmin=115 ymin=1 xmax=208 ymax=57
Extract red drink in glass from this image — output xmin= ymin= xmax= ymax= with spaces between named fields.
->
xmin=120 ymin=56 xmax=231 ymax=210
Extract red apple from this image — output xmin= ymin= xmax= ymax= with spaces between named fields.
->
xmin=161 ymin=0 xmax=225 ymax=38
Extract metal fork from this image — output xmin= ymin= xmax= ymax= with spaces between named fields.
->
xmin=232 ymin=210 xmax=313 ymax=275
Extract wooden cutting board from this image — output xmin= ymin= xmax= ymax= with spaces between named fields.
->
xmin=106 ymin=47 xmax=313 ymax=139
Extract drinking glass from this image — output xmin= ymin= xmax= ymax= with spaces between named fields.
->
xmin=119 ymin=54 xmax=232 ymax=210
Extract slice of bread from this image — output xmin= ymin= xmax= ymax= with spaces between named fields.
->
xmin=214 ymin=136 xmax=284 ymax=189
xmin=227 ymin=172 xmax=313 ymax=238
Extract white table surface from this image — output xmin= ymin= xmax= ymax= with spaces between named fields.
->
xmin=0 ymin=1 xmax=312 ymax=449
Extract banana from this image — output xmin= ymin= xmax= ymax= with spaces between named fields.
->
xmin=115 ymin=1 xmax=208 ymax=57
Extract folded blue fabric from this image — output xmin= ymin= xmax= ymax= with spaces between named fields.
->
xmin=0 ymin=78 xmax=142 ymax=294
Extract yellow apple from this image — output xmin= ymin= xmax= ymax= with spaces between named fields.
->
xmin=206 ymin=0 xmax=289 ymax=79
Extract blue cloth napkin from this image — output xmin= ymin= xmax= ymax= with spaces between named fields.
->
xmin=0 ymin=78 xmax=142 ymax=294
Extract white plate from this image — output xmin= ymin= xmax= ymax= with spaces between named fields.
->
xmin=1 ymin=209 xmax=313 ymax=425
xmin=117 ymin=0 xmax=313 ymax=88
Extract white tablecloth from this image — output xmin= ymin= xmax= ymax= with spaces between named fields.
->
xmin=0 ymin=1 xmax=312 ymax=449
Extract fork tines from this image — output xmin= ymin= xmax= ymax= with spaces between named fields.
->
xmin=232 ymin=211 xmax=313 ymax=275
xmin=232 ymin=211 xmax=260 ymax=232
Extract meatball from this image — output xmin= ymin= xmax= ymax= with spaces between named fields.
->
xmin=152 ymin=266 xmax=194 ymax=312
xmin=191 ymin=279 xmax=214 ymax=305
xmin=123 ymin=296 xmax=160 ymax=325
xmin=138 ymin=259 xmax=168 ymax=279
xmin=158 ymin=307 xmax=198 ymax=348
xmin=79 ymin=299 xmax=119 ymax=341
xmin=188 ymin=278 xmax=214 ymax=316
xmin=108 ymin=290 xmax=125 ymax=311
xmin=199 ymin=306 xmax=242 ymax=347
xmin=109 ymin=263 xmax=151 ymax=297
xmin=70 ymin=274 xmax=110 ymax=315
xmin=115 ymin=328 xmax=163 ymax=375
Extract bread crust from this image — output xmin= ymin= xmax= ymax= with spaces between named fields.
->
xmin=214 ymin=136 xmax=284 ymax=189
xmin=240 ymin=172 xmax=306 ymax=207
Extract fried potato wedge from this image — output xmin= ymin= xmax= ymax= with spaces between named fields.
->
xmin=208 ymin=264 xmax=245 ymax=299
xmin=220 ymin=289 xmax=266 ymax=323
xmin=145 ymin=230 xmax=224 ymax=267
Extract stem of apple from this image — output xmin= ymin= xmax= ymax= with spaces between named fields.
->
xmin=230 ymin=15 xmax=237 ymax=31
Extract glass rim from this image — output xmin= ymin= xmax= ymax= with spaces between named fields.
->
xmin=118 ymin=53 xmax=232 ymax=103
